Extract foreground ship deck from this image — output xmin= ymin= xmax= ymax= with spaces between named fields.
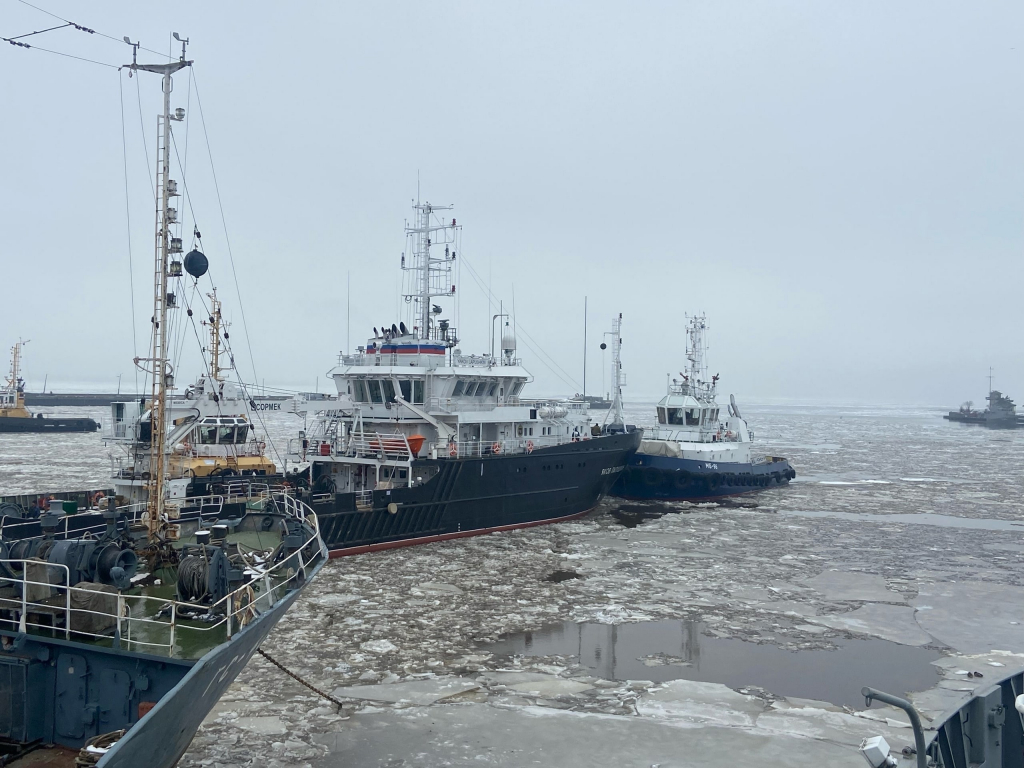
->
xmin=0 ymin=490 xmax=326 ymax=768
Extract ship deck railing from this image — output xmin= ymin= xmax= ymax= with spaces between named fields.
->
xmin=445 ymin=433 xmax=595 ymax=459
xmin=0 ymin=493 xmax=322 ymax=660
xmin=287 ymin=431 xmax=416 ymax=464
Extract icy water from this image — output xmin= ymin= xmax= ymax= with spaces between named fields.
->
xmin=482 ymin=619 xmax=942 ymax=709
xmin=5 ymin=399 xmax=1024 ymax=513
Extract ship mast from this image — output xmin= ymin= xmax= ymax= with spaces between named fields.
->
xmin=404 ymin=202 xmax=457 ymax=340
xmin=602 ymin=315 xmax=626 ymax=431
xmin=3 ymin=340 xmax=29 ymax=410
xmin=127 ymin=37 xmax=191 ymax=540
xmin=205 ymin=290 xmax=225 ymax=381
xmin=684 ymin=314 xmax=710 ymax=396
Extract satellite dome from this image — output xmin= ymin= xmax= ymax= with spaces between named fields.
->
xmin=184 ymin=249 xmax=208 ymax=278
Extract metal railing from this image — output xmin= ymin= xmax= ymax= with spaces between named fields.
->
xmin=0 ymin=497 xmax=322 ymax=659
xmin=287 ymin=431 xmax=415 ymax=463
xmin=444 ymin=433 xmax=592 ymax=459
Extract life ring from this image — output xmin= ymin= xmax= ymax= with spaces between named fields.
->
xmin=449 ymin=442 xmax=458 ymax=458
xmin=526 ymin=440 xmax=534 ymax=454
xmin=492 ymin=442 xmax=502 ymax=455
xmin=92 ymin=492 xmax=106 ymax=507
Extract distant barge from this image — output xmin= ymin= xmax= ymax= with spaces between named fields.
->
xmin=0 ymin=342 xmax=99 ymax=433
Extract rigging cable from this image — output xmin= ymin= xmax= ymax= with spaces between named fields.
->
xmin=134 ymin=75 xmax=155 ymax=201
xmin=14 ymin=0 xmax=171 ymax=59
xmin=118 ymin=69 xmax=140 ymax=395
xmin=191 ymin=73 xmax=261 ymax=392
xmin=0 ymin=34 xmax=117 ymax=68
xmin=457 ymin=252 xmax=582 ymax=391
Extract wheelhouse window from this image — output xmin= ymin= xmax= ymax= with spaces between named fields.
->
xmin=382 ymin=380 xmax=396 ymax=403
xmin=487 ymin=382 xmax=497 ymax=397
xmin=667 ymin=408 xmax=688 ymax=425
xmin=199 ymin=422 xmax=217 ymax=444
xmin=657 ymin=407 xmax=667 ymax=425
xmin=352 ymin=380 xmax=368 ymax=402
xmin=452 ymin=380 xmax=466 ymax=397
xmin=368 ymin=380 xmax=384 ymax=404
xmin=685 ymin=409 xmax=700 ymax=426
xmin=413 ymin=380 xmax=424 ymax=404
xmin=235 ymin=423 xmax=251 ymax=443
xmin=399 ymin=380 xmax=412 ymax=402
xmin=218 ymin=425 xmax=237 ymax=444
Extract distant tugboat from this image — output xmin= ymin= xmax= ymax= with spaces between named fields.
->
xmin=285 ymin=201 xmax=642 ymax=555
xmin=612 ymin=314 xmax=795 ymax=501
xmin=0 ymin=340 xmax=99 ymax=433
xmin=0 ymin=38 xmax=326 ymax=768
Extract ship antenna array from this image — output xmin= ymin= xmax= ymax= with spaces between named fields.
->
xmin=402 ymin=202 xmax=459 ymax=341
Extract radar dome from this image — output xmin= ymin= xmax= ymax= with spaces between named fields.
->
xmin=501 ymin=333 xmax=517 ymax=353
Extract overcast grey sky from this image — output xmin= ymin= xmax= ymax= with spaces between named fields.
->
xmin=2 ymin=1 xmax=1022 ymax=405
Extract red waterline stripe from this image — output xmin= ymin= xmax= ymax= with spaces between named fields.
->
xmin=327 ymin=505 xmax=597 ymax=558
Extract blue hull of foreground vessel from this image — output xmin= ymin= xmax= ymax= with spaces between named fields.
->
xmin=612 ymin=453 xmax=795 ymax=501
xmin=1 ymin=558 xmax=323 ymax=768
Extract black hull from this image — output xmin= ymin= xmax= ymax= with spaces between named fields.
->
xmin=310 ymin=431 xmax=641 ymax=556
xmin=0 ymin=416 xmax=99 ymax=433
xmin=612 ymin=454 xmax=795 ymax=502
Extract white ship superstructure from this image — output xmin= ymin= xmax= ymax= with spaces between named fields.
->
xmin=288 ymin=202 xmax=596 ymax=497
xmin=646 ymin=314 xmax=754 ymax=464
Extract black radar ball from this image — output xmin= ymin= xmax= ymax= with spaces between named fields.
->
xmin=600 ymin=342 xmax=607 ymax=350
xmin=184 ymin=249 xmax=209 ymax=278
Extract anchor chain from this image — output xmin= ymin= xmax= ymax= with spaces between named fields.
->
xmin=256 ymin=648 xmax=347 ymax=709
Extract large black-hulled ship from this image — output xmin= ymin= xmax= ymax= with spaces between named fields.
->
xmin=281 ymin=201 xmax=641 ymax=555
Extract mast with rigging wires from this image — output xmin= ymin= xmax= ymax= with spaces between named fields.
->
xmin=125 ymin=35 xmax=191 ymax=541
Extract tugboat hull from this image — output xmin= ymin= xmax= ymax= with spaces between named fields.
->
xmin=308 ymin=430 xmax=642 ymax=556
xmin=0 ymin=415 xmax=99 ymax=433
xmin=612 ymin=453 xmax=795 ymax=501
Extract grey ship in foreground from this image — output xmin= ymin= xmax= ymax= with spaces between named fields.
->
xmin=0 ymin=41 xmax=326 ymax=768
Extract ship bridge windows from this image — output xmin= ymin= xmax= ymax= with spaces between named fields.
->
xmin=657 ymin=407 xmax=667 ymax=425
xmin=368 ymin=380 xmax=384 ymax=404
xmin=666 ymin=408 xmax=694 ymax=426
xmin=487 ymin=382 xmax=497 ymax=397
xmin=352 ymin=380 xmax=368 ymax=403
xmin=413 ymin=380 xmax=424 ymax=404
xmin=399 ymin=380 xmax=412 ymax=402
xmin=510 ymin=381 xmax=525 ymax=397
xmin=453 ymin=380 xmax=466 ymax=397
xmin=382 ymin=380 xmax=396 ymax=403
xmin=196 ymin=418 xmax=251 ymax=444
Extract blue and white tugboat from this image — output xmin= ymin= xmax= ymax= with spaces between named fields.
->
xmin=286 ymin=201 xmax=642 ymax=555
xmin=612 ymin=314 xmax=795 ymax=501
xmin=0 ymin=38 xmax=326 ymax=768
